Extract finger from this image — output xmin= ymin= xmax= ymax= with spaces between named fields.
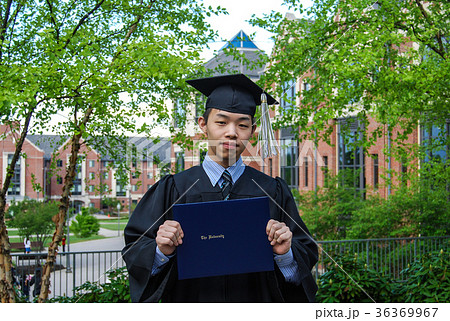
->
xmin=276 ymin=230 xmax=292 ymax=244
xmin=274 ymin=226 xmax=290 ymax=240
xmin=158 ymin=230 xmax=180 ymax=246
xmin=268 ymin=222 xmax=286 ymax=241
xmin=156 ymin=235 xmax=174 ymax=247
xmin=266 ymin=219 xmax=276 ymax=235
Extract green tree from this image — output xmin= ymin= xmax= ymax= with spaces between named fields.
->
xmin=7 ymin=200 xmax=58 ymax=250
xmin=1 ymin=0 xmax=225 ymax=302
xmin=70 ymin=208 xmax=100 ymax=238
xmin=253 ymin=0 xmax=449 ymax=146
xmin=102 ymin=197 xmax=121 ymax=215
xmin=296 ymin=171 xmax=365 ymax=241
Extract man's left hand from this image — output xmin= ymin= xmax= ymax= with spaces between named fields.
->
xmin=266 ymin=219 xmax=292 ymax=255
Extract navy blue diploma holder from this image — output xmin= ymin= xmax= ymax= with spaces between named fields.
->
xmin=172 ymin=196 xmax=274 ymax=280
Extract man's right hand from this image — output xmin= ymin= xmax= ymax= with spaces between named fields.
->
xmin=156 ymin=220 xmax=184 ymax=256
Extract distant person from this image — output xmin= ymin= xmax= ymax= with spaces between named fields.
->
xmin=21 ymin=274 xmax=31 ymax=301
xmin=30 ymin=266 xmax=42 ymax=298
xmin=24 ymin=237 xmax=31 ymax=254
xmin=62 ymin=237 xmax=66 ymax=252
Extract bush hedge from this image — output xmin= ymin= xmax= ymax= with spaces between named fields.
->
xmin=49 ymin=250 xmax=448 ymax=303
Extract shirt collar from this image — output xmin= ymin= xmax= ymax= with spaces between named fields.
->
xmin=202 ymin=154 xmax=245 ymax=187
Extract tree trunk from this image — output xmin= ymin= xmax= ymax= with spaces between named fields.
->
xmin=38 ymin=106 xmax=94 ymax=302
xmin=0 ymin=108 xmax=35 ymax=302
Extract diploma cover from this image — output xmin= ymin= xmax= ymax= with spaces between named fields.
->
xmin=173 ymin=196 xmax=274 ymax=280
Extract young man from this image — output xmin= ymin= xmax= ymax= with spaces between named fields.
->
xmin=122 ymin=74 xmax=318 ymax=302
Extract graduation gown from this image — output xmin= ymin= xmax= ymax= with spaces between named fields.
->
xmin=122 ymin=165 xmax=318 ymax=302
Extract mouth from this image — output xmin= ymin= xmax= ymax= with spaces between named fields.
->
xmin=222 ymin=141 xmax=237 ymax=150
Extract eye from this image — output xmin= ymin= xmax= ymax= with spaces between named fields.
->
xmin=216 ymin=121 xmax=226 ymax=125
xmin=239 ymin=124 xmax=249 ymax=128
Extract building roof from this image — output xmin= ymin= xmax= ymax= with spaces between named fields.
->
xmin=26 ymin=134 xmax=171 ymax=164
xmin=203 ymin=30 xmax=267 ymax=79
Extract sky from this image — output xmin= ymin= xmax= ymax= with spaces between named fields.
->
xmin=200 ymin=0 xmax=313 ymax=59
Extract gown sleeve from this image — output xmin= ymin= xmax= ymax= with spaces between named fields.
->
xmin=121 ymin=175 xmax=179 ymax=302
xmin=274 ymin=177 xmax=319 ymax=302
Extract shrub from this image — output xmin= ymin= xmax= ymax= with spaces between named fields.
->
xmin=70 ymin=208 xmax=100 ymax=238
xmin=50 ymin=267 xmax=130 ymax=303
xmin=316 ymin=253 xmax=401 ymax=303
xmin=399 ymin=249 xmax=449 ymax=303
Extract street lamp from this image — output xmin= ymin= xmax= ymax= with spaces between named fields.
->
xmin=116 ymin=203 xmax=121 ymax=236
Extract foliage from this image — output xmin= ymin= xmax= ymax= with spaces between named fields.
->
xmin=296 ymin=171 xmax=366 ymax=240
xmin=399 ymin=250 xmax=450 ymax=303
xmin=7 ymin=200 xmax=58 ymax=247
xmin=252 ymin=0 xmax=449 ymax=147
xmin=102 ymin=197 xmax=121 ymax=214
xmin=50 ymin=267 xmax=130 ymax=303
xmin=45 ymin=251 xmax=448 ymax=303
xmin=1 ymin=0 xmax=225 ymax=301
xmin=297 ymin=166 xmax=450 ymax=240
xmin=316 ymin=252 xmax=400 ymax=303
xmin=70 ymin=208 xmax=100 ymax=238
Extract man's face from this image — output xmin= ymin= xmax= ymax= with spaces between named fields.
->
xmin=198 ymin=108 xmax=256 ymax=168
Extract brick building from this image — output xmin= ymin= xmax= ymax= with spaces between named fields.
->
xmin=1 ymin=124 xmax=171 ymax=211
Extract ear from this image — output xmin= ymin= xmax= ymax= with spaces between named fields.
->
xmin=198 ymin=116 xmax=207 ymax=135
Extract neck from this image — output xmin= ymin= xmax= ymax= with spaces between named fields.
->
xmin=207 ymin=153 xmax=239 ymax=168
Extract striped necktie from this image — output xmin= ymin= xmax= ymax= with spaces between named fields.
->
xmin=220 ymin=170 xmax=233 ymax=200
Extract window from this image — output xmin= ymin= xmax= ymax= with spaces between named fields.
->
xmin=116 ymin=182 xmax=126 ymax=197
xmin=269 ymin=158 xmax=273 ymax=177
xmin=280 ymin=80 xmax=296 ymax=117
xmin=422 ymin=121 xmax=449 ymax=163
xmin=195 ymin=95 xmax=205 ymax=122
xmin=200 ymin=150 xmax=207 ymax=164
xmin=147 ymin=172 xmax=153 ymax=179
xmin=303 ymin=82 xmax=310 ymax=91
xmin=304 ymin=157 xmax=309 ymax=187
xmin=57 ymin=160 xmax=63 ymax=167
xmin=89 ymin=202 xmax=95 ymax=208
xmin=57 ymin=177 xmax=63 ymax=185
xmin=372 ymin=154 xmax=379 ymax=189
xmin=89 ymin=160 xmax=95 ymax=167
xmin=131 ymin=185 xmax=138 ymax=192
xmin=71 ymin=163 xmax=83 ymax=195
xmin=147 ymin=184 xmax=152 ymax=190
xmin=175 ymin=151 xmax=185 ymax=173
xmin=89 ymin=172 xmax=95 ymax=179
xmin=401 ymin=157 xmax=408 ymax=186
xmin=89 ymin=185 xmax=95 ymax=192
xmin=173 ymin=99 xmax=186 ymax=128
xmin=103 ymin=172 xmax=109 ymax=179
xmin=7 ymin=154 xmax=21 ymax=195
xmin=280 ymin=138 xmax=299 ymax=189
xmin=323 ymin=156 xmax=329 ymax=186
xmin=338 ymin=118 xmax=365 ymax=194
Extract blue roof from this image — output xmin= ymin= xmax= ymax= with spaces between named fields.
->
xmin=220 ymin=30 xmax=259 ymax=50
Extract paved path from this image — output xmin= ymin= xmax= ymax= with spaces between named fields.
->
xmin=68 ymin=234 xmax=125 ymax=252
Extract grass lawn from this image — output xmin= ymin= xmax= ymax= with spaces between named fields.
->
xmin=7 ymin=229 xmax=21 ymax=237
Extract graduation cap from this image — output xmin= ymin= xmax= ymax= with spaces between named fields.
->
xmin=185 ymin=74 xmax=277 ymax=117
xmin=186 ymin=73 xmax=280 ymax=159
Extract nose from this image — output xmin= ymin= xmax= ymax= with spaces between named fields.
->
xmin=225 ymin=124 xmax=238 ymax=139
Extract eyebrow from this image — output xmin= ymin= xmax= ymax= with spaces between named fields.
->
xmin=215 ymin=113 xmax=252 ymax=122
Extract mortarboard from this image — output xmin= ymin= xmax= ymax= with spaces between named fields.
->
xmin=186 ymin=74 xmax=277 ymax=117
xmin=186 ymin=73 xmax=280 ymax=159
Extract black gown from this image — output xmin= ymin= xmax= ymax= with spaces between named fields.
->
xmin=122 ymin=165 xmax=318 ymax=302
